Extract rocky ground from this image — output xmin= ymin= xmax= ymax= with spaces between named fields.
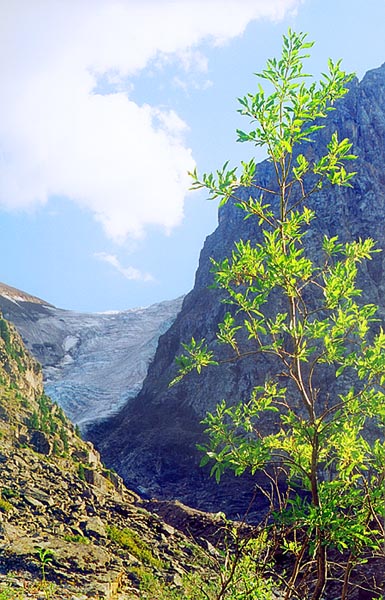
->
xmin=0 ymin=314 xmax=224 ymax=599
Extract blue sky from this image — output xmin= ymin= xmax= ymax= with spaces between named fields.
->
xmin=1 ymin=0 xmax=385 ymax=312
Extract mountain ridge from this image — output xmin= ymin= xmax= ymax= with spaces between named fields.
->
xmin=88 ymin=62 xmax=385 ymax=514
xmin=0 ymin=282 xmax=53 ymax=306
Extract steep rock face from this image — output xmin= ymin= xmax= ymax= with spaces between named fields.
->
xmin=89 ymin=63 xmax=385 ymax=513
xmin=0 ymin=283 xmax=183 ymax=425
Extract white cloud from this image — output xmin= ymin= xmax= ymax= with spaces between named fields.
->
xmin=95 ymin=252 xmax=154 ymax=282
xmin=0 ymin=0 xmax=302 ymax=242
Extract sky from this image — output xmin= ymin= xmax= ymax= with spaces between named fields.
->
xmin=1 ymin=0 xmax=385 ymax=312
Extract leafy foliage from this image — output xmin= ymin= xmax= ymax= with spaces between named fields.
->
xmin=36 ymin=547 xmax=54 ymax=583
xmin=174 ymin=30 xmax=385 ymax=600
xmin=0 ymin=316 xmax=27 ymax=372
xmin=107 ymin=525 xmax=163 ymax=569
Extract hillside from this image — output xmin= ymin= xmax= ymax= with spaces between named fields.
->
xmin=0 ymin=313 xmax=225 ymax=599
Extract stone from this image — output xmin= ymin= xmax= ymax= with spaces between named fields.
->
xmin=83 ymin=516 xmax=107 ymax=539
xmin=103 ymin=469 xmax=124 ymax=493
xmin=83 ymin=467 xmax=111 ymax=493
xmin=161 ymin=523 xmax=176 ymax=537
xmin=27 ymin=487 xmax=55 ymax=506
xmin=24 ymin=495 xmax=44 ymax=509
xmin=172 ymin=573 xmax=183 ymax=587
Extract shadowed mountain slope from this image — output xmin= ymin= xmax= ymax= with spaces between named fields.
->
xmin=89 ymin=63 xmax=385 ymax=514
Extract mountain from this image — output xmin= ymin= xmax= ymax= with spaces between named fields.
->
xmin=88 ymin=63 xmax=385 ymax=514
xmin=0 ymin=312 xmax=230 ymax=599
xmin=0 ymin=282 xmax=183 ymax=426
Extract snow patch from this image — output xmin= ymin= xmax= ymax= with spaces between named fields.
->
xmin=63 ymin=336 xmax=79 ymax=352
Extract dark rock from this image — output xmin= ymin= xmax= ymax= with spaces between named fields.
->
xmin=29 ymin=430 xmax=52 ymax=455
xmin=0 ymin=405 xmax=9 ymax=422
xmin=89 ymin=63 xmax=385 ymax=516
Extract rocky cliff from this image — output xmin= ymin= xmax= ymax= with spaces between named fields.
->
xmin=89 ymin=63 xmax=385 ymax=514
xmin=0 ymin=312 xmax=227 ymax=599
xmin=0 ymin=282 xmax=182 ymax=426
